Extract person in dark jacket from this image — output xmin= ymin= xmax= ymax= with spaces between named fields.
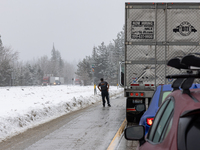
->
xmin=97 ymin=78 xmax=111 ymax=107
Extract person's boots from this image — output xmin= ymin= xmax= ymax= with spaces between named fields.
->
xmin=108 ymin=104 xmax=111 ymax=107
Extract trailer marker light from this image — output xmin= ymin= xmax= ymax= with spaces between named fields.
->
xmin=140 ymin=93 xmax=144 ymax=96
xmin=144 ymin=84 xmax=154 ymax=86
xmin=135 ymin=93 xmax=139 ymax=96
xmin=130 ymin=93 xmax=134 ymax=96
xmin=127 ymin=108 xmax=136 ymax=111
xmin=147 ymin=118 xmax=154 ymax=126
xmin=131 ymin=84 xmax=139 ymax=86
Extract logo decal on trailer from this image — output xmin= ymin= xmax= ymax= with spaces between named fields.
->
xmin=173 ymin=21 xmax=197 ymax=36
xmin=168 ymin=78 xmax=173 ymax=83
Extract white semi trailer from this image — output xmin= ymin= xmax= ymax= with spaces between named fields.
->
xmin=120 ymin=2 xmax=200 ymax=123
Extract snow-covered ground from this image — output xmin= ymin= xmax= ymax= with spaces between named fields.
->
xmin=0 ymin=85 xmax=123 ymax=142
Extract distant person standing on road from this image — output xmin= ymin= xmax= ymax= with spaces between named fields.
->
xmin=97 ymin=78 xmax=111 ymax=107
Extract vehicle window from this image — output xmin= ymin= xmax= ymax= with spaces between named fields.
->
xmin=147 ymin=98 xmax=174 ymax=143
xmin=162 ymin=91 xmax=171 ymax=103
xmin=152 ymin=100 xmax=174 ymax=143
xmin=147 ymin=99 xmax=169 ymax=140
xmin=162 ymin=117 xmax=173 ymax=139
xmin=186 ymin=116 xmax=200 ymax=150
xmin=158 ymin=91 xmax=171 ymax=107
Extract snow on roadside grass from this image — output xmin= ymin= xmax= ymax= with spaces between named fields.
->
xmin=0 ymin=85 xmax=123 ymax=142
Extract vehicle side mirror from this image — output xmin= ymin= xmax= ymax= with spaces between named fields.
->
xmin=124 ymin=125 xmax=145 ymax=140
xmin=135 ymin=104 xmax=145 ymax=112
xmin=119 ymin=62 xmax=125 ymax=86
xmin=121 ymin=72 xmax=124 ymax=86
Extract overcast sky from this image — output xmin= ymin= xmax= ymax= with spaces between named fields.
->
xmin=0 ymin=0 xmax=199 ymax=62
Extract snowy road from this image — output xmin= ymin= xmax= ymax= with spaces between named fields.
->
xmin=0 ymin=95 xmax=127 ymax=150
xmin=0 ymin=85 xmax=123 ymax=141
xmin=117 ymin=122 xmax=139 ymax=150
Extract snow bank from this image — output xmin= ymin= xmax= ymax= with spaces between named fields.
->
xmin=0 ymin=85 xmax=123 ymax=142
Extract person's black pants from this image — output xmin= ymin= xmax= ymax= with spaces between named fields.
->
xmin=101 ymin=90 xmax=110 ymax=105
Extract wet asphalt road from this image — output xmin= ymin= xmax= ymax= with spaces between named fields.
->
xmin=117 ymin=122 xmax=138 ymax=150
xmin=0 ymin=94 xmax=138 ymax=150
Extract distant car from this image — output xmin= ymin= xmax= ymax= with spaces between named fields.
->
xmin=139 ymin=83 xmax=199 ymax=135
xmin=124 ymin=54 xmax=200 ymax=150
xmin=42 ymin=82 xmax=48 ymax=86
xmin=54 ymin=80 xmax=61 ymax=85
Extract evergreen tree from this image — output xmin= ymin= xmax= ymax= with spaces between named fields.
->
xmin=113 ymin=29 xmax=125 ymax=61
xmin=91 ymin=46 xmax=98 ymax=83
xmin=58 ymin=56 xmax=64 ymax=77
xmin=110 ymin=29 xmax=125 ymax=85
xmin=75 ymin=56 xmax=92 ymax=85
xmin=106 ymin=43 xmax=117 ymax=85
xmin=50 ymin=44 xmax=58 ymax=76
xmin=76 ymin=28 xmax=125 ymax=86
xmin=94 ymin=42 xmax=108 ymax=80
xmin=50 ymin=44 xmax=64 ymax=77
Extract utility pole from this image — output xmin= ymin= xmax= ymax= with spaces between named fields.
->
xmin=92 ymin=64 xmax=96 ymax=95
